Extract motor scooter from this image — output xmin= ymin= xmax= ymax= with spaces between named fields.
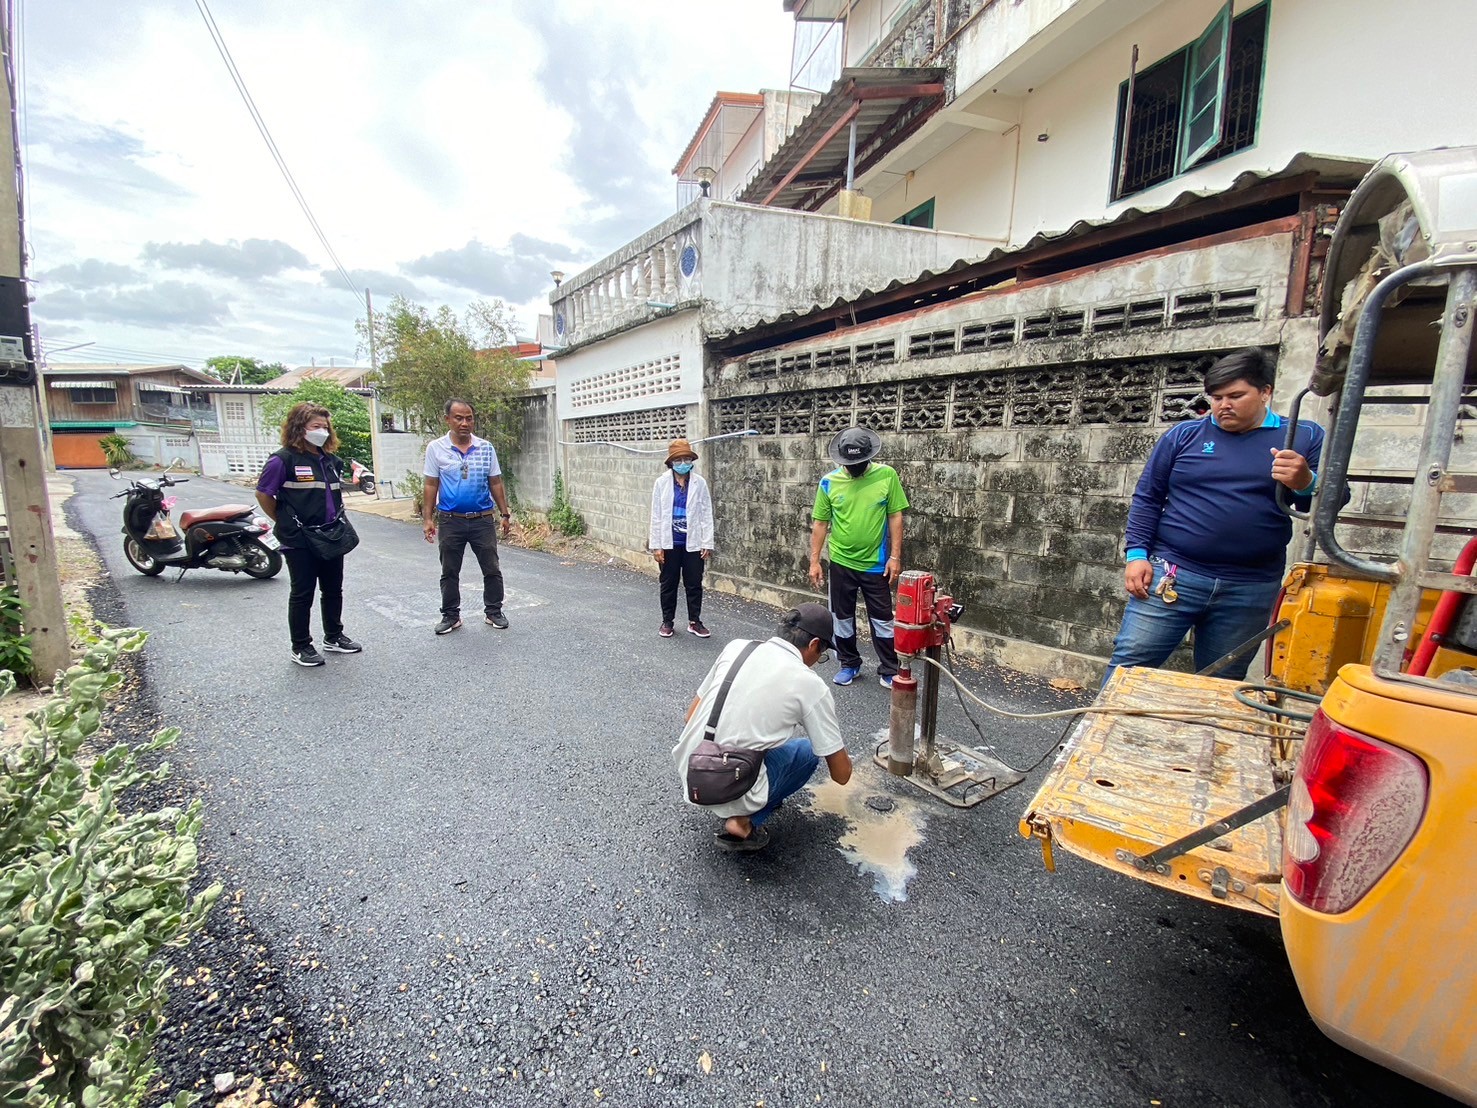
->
xmin=110 ymin=467 xmax=282 ymax=580
xmin=349 ymin=458 xmax=376 ymax=495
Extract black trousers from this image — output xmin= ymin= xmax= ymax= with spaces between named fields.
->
xmin=284 ymin=548 xmax=345 ymax=649
xmin=659 ymin=546 xmax=705 ymax=623
xmin=828 ymin=562 xmax=900 ymax=676
xmin=438 ymin=513 xmax=504 ymax=618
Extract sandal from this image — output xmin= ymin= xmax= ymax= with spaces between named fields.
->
xmin=714 ymin=826 xmax=771 ymax=853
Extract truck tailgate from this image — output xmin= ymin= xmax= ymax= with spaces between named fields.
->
xmin=1019 ymin=667 xmax=1303 ymax=917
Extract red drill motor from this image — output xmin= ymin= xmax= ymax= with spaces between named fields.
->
xmin=894 ymin=570 xmax=958 ymax=657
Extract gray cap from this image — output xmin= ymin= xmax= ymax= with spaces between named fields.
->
xmin=783 ymin=602 xmax=835 ymax=650
xmin=828 ymin=425 xmax=882 ymax=466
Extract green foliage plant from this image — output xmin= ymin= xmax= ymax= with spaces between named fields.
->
xmin=97 ymin=435 xmax=139 ymax=471
xmin=548 ymin=469 xmax=586 ymax=538
xmin=0 ymin=585 xmax=32 ymax=684
xmin=358 ymin=297 xmax=532 ymax=455
xmin=0 ymin=623 xmax=220 ymax=1107
xmin=259 ymin=377 xmax=372 ymax=466
xmin=401 ymin=471 xmax=425 ymax=517
xmin=203 ymin=355 xmax=286 ymax=387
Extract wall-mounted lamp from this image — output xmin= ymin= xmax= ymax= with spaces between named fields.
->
xmin=694 ymin=165 xmax=717 ymax=197
xmin=550 ymin=270 xmax=565 ymax=287
xmin=1036 ymin=132 xmax=1050 ymax=143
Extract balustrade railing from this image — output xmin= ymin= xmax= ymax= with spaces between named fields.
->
xmin=552 ymin=215 xmax=701 ymax=349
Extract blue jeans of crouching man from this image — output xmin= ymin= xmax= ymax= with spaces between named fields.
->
xmin=750 ymin=739 xmax=821 ymax=828
xmin=438 ymin=512 xmax=504 ymax=619
xmin=1105 ymin=557 xmax=1281 ymax=684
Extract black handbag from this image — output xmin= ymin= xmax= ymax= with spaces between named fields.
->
xmin=685 ymin=641 xmax=765 ymax=806
xmin=301 ymin=515 xmax=360 ymax=560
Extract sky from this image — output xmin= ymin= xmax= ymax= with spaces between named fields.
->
xmin=20 ymin=0 xmax=797 ymax=369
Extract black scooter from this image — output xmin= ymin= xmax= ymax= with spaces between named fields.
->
xmin=110 ymin=468 xmax=283 ymax=580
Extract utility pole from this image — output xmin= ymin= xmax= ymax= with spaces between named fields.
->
xmin=365 ymin=288 xmax=385 ymax=496
xmin=0 ymin=13 xmax=69 ymax=682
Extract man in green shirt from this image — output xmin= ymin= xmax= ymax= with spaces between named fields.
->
xmin=808 ymin=426 xmax=910 ymax=688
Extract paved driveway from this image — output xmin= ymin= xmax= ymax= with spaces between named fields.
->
xmin=67 ymin=471 xmax=1454 ymax=1107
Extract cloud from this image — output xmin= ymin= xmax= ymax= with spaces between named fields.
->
xmin=525 ymin=7 xmax=673 ymax=245
xmin=37 ymin=280 xmax=234 ymax=327
xmin=39 ymin=259 xmax=145 ymax=288
xmin=143 ymin=237 xmax=311 ymax=278
xmin=327 ymin=268 xmax=425 ymax=303
xmin=29 ymin=110 xmax=192 ymax=203
xmin=403 ymin=236 xmax=571 ymax=301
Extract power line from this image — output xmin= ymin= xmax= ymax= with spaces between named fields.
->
xmin=191 ymin=0 xmax=364 ymax=308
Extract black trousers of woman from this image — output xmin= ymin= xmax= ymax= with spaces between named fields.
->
xmin=284 ymin=548 xmax=345 ymax=649
xmin=658 ymin=546 xmax=705 ymax=623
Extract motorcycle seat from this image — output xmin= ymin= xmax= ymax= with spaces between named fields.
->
xmin=180 ymin=505 xmax=255 ymax=529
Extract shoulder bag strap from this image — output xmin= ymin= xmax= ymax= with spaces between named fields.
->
xmin=703 ymin=640 xmax=762 ymax=741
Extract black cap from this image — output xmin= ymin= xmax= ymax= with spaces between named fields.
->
xmin=783 ymin=602 xmax=835 ymax=650
xmin=828 ymin=425 xmax=882 ymax=466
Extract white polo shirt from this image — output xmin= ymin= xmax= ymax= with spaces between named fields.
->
xmin=672 ymin=636 xmax=845 ymax=817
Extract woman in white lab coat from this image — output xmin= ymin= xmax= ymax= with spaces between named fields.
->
xmin=648 ymin=438 xmax=715 ymax=639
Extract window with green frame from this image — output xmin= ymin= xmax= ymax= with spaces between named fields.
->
xmin=1110 ymin=2 xmax=1268 ymax=200
xmin=894 ymin=197 xmax=935 ymax=229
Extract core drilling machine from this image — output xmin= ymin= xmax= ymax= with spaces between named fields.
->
xmin=880 ymin=570 xmax=1025 ymax=807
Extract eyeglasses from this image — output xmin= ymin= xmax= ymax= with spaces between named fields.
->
xmin=460 ymin=461 xmax=469 ymax=479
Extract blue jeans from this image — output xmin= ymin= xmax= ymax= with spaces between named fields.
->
xmin=750 ymin=738 xmax=821 ymax=828
xmin=1105 ymin=558 xmax=1281 ymax=683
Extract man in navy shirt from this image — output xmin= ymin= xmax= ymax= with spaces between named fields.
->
xmin=1106 ymin=347 xmax=1324 ymax=681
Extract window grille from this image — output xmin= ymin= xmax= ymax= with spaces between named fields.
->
xmin=569 ymin=354 xmax=682 ymax=409
xmin=567 ymin=405 xmax=688 ymax=444
xmin=908 ymin=329 xmax=957 ymax=359
xmin=1112 ymin=4 xmax=1267 ymax=200
xmin=853 ymin=339 xmax=897 ymax=367
xmin=813 ymin=346 xmax=850 ymax=371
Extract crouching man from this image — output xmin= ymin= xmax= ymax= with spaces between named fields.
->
xmin=672 ymin=603 xmax=853 ymax=852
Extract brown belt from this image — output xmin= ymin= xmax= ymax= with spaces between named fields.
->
xmin=438 ymin=509 xmax=498 ymax=519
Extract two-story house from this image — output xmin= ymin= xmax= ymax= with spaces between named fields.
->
xmin=40 ymin=363 xmax=219 ymax=469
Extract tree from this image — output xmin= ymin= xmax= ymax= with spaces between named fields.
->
xmin=259 ymin=377 xmax=372 ymax=465
xmin=359 ymin=297 xmax=532 ymax=453
xmin=204 ymin=355 xmax=286 ymax=386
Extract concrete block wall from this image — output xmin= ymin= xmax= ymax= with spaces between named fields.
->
xmin=378 ymin=431 xmax=431 ymax=492
xmin=502 ymin=390 xmax=557 ymax=511
xmin=560 ymin=403 xmax=695 ymax=553
xmin=703 ymin=391 xmax=1176 ymax=678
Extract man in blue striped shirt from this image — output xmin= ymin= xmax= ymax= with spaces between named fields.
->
xmin=1106 ymin=347 xmax=1325 ymax=681
xmin=422 ymin=398 xmax=513 ymax=635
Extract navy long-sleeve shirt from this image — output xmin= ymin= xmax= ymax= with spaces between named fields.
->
xmin=1124 ymin=412 xmax=1325 ymax=582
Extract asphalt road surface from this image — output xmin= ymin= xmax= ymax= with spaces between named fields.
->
xmin=67 ymin=471 xmax=1455 ymax=1108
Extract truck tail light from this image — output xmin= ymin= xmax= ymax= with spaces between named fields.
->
xmin=1283 ymin=710 xmax=1428 ymax=914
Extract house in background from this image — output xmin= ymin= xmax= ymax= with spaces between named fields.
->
xmin=39 ymin=363 xmax=218 ymax=469
xmin=265 ymin=364 xmax=375 ymax=391
xmin=184 ymin=377 xmax=378 ymax=480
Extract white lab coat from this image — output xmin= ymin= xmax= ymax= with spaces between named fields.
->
xmin=648 ymin=470 xmax=715 ymax=551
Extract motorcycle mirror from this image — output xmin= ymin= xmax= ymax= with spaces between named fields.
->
xmin=170 ymin=456 xmax=186 ymax=468
xmin=108 ymin=468 xmax=120 ymax=479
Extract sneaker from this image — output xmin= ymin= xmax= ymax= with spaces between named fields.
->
xmin=484 ymin=611 xmax=509 ymax=629
xmin=833 ymin=665 xmax=860 ymax=686
xmin=687 ymin=621 xmax=711 ymax=639
xmin=291 ymin=645 xmax=325 ymax=667
xmin=434 ymin=617 xmax=463 ymax=635
xmin=659 ymin=621 xmax=675 ymax=637
xmin=322 ymin=634 xmax=362 ymax=654
xmin=879 ymin=674 xmax=895 ymax=689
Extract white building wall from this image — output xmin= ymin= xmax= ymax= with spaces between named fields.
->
xmin=555 ymin=310 xmax=704 ymax=423
xmin=858 ymin=0 xmax=1477 ymax=242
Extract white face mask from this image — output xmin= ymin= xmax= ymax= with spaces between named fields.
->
xmin=305 ymin=427 xmax=330 ymax=448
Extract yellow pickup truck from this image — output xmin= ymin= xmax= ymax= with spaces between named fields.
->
xmin=1020 ymin=148 xmax=1477 ymax=1104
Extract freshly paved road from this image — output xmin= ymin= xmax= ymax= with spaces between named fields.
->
xmin=69 ymin=471 xmax=1452 ymax=1107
